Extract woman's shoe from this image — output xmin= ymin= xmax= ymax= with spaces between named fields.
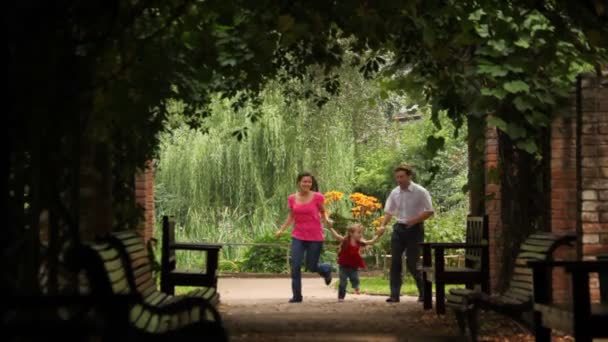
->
xmin=288 ymin=297 xmax=303 ymax=303
xmin=324 ymin=272 xmax=332 ymax=285
xmin=386 ymin=297 xmax=400 ymax=303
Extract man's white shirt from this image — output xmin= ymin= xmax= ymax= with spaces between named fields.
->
xmin=384 ymin=182 xmax=434 ymax=224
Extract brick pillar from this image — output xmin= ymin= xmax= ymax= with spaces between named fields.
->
xmin=579 ymin=74 xmax=608 ymax=301
xmin=485 ymin=125 xmax=502 ymax=292
xmin=135 ymin=160 xmax=155 ymax=244
xmin=550 ymin=116 xmax=578 ymax=301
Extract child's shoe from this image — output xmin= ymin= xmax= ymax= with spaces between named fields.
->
xmin=354 ymin=288 xmax=360 ymax=295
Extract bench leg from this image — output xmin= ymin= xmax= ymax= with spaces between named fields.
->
xmin=423 ymin=278 xmax=433 ymax=310
xmin=435 ymin=281 xmax=445 ymax=315
xmin=466 ymin=307 xmax=478 ymax=342
xmin=454 ymin=310 xmax=466 ymax=336
xmin=161 ymin=281 xmax=175 ymax=295
xmin=533 ymin=311 xmax=551 ymax=342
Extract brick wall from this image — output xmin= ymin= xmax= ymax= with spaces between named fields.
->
xmin=485 ymin=126 xmax=502 ymax=291
xmin=550 ymin=116 xmax=578 ymax=301
xmin=484 ymin=73 xmax=608 ymax=301
xmin=579 ymin=74 xmax=608 ymax=301
xmin=135 ymin=160 xmax=155 ymax=244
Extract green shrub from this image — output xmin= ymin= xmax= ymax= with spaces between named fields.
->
xmin=241 ymin=232 xmax=291 ymax=273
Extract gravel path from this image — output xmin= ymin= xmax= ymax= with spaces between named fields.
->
xmin=215 ymin=278 xmax=541 ymax=342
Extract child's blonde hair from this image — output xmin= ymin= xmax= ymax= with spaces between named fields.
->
xmin=345 ymin=223 xmax=364 ymax=238
xmin=340 ymin=223 xmax=364 ymax=251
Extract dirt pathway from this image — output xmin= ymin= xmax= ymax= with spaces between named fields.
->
xmin=216 ymin=278 xmax=538 ymax=342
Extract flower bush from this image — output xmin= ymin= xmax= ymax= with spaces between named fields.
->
xmin=324 ymin=191 xmax=384 ymax=236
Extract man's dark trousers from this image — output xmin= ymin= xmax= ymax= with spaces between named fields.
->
xmin=390 ymin=223 xmax=424 ymax=299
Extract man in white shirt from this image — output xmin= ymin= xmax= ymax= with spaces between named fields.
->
xmin=378 ymin=164 xmax=434 ymax=303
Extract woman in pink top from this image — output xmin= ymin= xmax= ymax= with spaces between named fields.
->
xmin=275 ymin=172 xmax=333 ymax=303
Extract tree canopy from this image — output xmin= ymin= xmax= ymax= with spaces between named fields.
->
xmin=5 ymin=0 xmax=608 ymax=293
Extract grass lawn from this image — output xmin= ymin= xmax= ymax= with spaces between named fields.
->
xmin=334 ymin=275 xmax=464 ymax=296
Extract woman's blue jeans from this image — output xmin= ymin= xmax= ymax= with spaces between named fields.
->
xmin=291 ymin=237 xmax=332 ymax=300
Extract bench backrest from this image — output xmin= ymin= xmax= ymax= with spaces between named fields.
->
xmin=503 ymin=232 xmax=575 ymax=303
xmin=464 ymin=215 xmax=489 ymax=269
xmin=110 ymin=231 xmax=157 ymax=298
xmin=76 ymin=241 xmax=133 ymax=296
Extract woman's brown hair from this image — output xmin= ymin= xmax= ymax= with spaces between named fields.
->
xmin=296 ymin=171 xmax=319 ymax=192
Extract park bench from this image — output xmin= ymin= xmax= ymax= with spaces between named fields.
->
xmin=529 ymin=259 xmax=608 ymax=342
xmin=160 ymin=216 xmax=222 ymax=295
xmin=420 ymin=215 xmax=489 ymax=315
xmin=77 ymin=233 xmax=226 ymax=340
xmin=445 ymin=232 xmax=575 ymax=342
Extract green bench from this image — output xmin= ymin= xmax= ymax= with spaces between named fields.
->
xmin=529 ymin=260 xmax=608 ymax=342
xmin=420 ymin=215 xmax=489 ymax=314
xmin=76 ymin=232 xmax=225 ymax=340
xmin=160 ymin=216 xmax=222 ymax=295
xmin=446 ymin=232 xmax=575 ymax=342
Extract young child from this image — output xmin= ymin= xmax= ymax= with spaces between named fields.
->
xmin=329 ymin=223 xmax=384 ymax=302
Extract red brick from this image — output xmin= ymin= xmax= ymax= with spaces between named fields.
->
xmin=583 ymin=213 xmax=600 ymax=223
xmin=583 ymin=244 xmax=608 ymax=256
xmin=583 ymin=135 xmax=608 ymax=145
xmin=582 ymin=167 xmax=600 ymax=178
xmin=582 ymin=222 xmax=608 ymax=232
xmin=583 ymin=201 xmax=601 ymax=212
xmin=583 ymin=190 xmax=599 ymax=200
xmin=552 ymin=138 xmax=577 ymax=149
xmin=582 ymin=157 xmax=600 ymax=167
xmin=583 ymin=178 xmax=608 ymax=189
xmin=582 ymin=147 xmax=599 ymax=157
xmin=599 ymin=190 xmax=608 ymax=200
xmin=583 ymin=234 xmax=600 ymax=244
xmin=582 ymin=123 xmax=597 ymax=134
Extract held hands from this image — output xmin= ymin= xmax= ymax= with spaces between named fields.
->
xmin=376 ymin=226 xmax=386 ymax=236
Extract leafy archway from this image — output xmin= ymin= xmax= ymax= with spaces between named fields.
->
xmin=6 ymin=0 xmax=607 ymax=294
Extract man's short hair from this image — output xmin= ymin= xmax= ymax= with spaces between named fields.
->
xmin=394 ymin=164 xmax=413 ymax=176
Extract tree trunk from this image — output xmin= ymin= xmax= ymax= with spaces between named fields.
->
xmin=468 ymin=116 xmax=486 ymax=216
xmin=496 ymin=128 xmax=550 ymax=290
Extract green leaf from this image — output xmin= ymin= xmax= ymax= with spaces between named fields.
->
xmin=426 ymin=136 xmax=446 ymax=156
xmin=475 ymin=24 xmax=490 ymax=38
xmin=423 ymin=26 xmax=436 ymax=46
xmin=487 ymin=116 xmax=508 ymax=131
xmin=506 ymin=123 xmax=526 ymax=139
xmin=513 ymin=96 xmax=533 ymax=111
xmin=503 ymin=80 xmax=530 ymax=93
xmin=526 ymin=111 xmax=550 ymax=127
xmin=477 ymin=64 xmax=508 ymax=77
xmin=505 ymin=64 xmax=525 ymax=73
xmin=468 ymin=8 xmax=486 ymax=21
xmin=481 ymin=87 xmax=508 ymax=100
xmin=488 ymin=39 xmax=507 ymax=53
xmin=514 ymin=37 xmax=530 ymax=48
xmin=486 ymin=166 xmax=501 ymax=185
xmin=516 ymin=139 xmax=538 ymax=154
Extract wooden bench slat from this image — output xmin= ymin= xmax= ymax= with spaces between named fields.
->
xmin=446 ymin=232 xmax=576 ymax=341
xmin=522 ymin=238 xmax=558 ymax=247
xmin=513 ymin=267 xmax=533 ymax=275
xmin=81 ymin=232 xmax=224 ymax=338
xmin=517 ymin=252 xmax=550 ymax=260
xmin=520 ymin=243 xmax=555 ymax=253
